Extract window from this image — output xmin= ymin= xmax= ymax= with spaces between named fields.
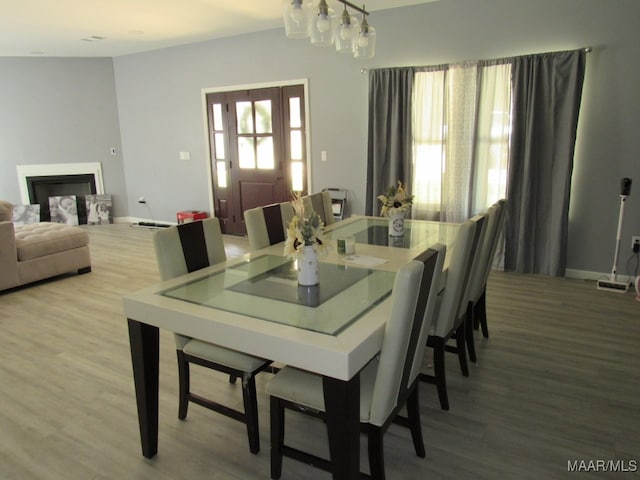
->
xmin=411 ymin=63 xmax=511 ymax=222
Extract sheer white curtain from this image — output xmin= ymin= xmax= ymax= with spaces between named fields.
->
xmin=473 ymin=63 xmax=511 ymax=212
xmin=442 ymin=64 xmax=478 ymax=222
xmin=411 ymin=69 xmax=444 ymax=220
xmin=411 ymin=62 xmax=511 ymax=222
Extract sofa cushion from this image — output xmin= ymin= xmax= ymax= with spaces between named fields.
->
xmin=0 ymin=200 xmax=13 ymax=222
xmin=15 ymin=222 xmax=89 ymax=261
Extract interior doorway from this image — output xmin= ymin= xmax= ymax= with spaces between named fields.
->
xmin=206 ymin=84 xmax=307 ymax=235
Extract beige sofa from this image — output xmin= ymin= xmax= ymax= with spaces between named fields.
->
xmin=0 ymin=200 xmax=91 ymax=292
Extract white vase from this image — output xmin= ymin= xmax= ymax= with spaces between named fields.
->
xmin=388 ymin=211 xmax=405 ymax=236
xmin=297 ymin=245 xmax=319 ymax=286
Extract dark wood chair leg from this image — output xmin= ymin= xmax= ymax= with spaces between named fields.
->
xmin=478 ymin=290 xmax=489 ymax=338
xmin=465 ymin=301 xmax=477 ymax=363
xmin=473 ymin=292 xmax=482 ymax=330
xmin=367 ymin=428 xmax=385 ymax=480
xmin=455 ymin=322 xmax=469 ymax=377
xmin=229 ymin=374 xmax=238 ymax=384
xmin=433 ymin=339 xmax=449 ymax=411
xmin=270 ymin=396 xmax=284 ymax=480
xmin=176 ymin=350 xmax=189 ymax=420
xmin=241 ymin=375 xmax=260 ymax=454
xmin=406 ymin=387 xmax=426 ymax=458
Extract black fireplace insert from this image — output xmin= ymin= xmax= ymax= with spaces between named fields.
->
xmin=27 ymin=174 xmax=97 ymax=224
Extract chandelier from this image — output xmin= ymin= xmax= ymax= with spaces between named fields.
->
xmin=282 ymin=0 xmax=376 ymax=59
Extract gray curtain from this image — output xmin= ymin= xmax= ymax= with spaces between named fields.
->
xmin=365 ymin=67 xmax=414 ymax=215
xmin=505 ymin=49 xmax=586 ymax=276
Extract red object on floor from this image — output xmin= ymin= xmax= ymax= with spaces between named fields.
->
xmin=176 ymin=210 xmax=208 ymax=224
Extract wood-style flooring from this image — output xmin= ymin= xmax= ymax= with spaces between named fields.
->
xmin=1 ymin=223 xmax=638 ymax=479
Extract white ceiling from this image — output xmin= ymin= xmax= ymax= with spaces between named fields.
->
xmin=0 ymin=0 xmax=438 ymax=57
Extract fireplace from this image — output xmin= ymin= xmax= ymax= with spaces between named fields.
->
xmin=17 ymin=163 xmax=105 ymax=224
xmin=27 ymin=174 xmax=96 ymax=223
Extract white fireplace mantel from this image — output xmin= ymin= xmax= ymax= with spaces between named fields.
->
xmin=16 ymin=163 xmax=105 ymax=204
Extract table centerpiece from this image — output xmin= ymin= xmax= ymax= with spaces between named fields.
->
xmin=377 ymin=180 xmax=414 ymax=236
xmin=284 ymin=195 xmax=327 ymax=286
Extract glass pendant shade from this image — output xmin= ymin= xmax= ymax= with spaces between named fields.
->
xmin=283 ymin=0 xmax=312 ymax=39
xmin=335 ymin=5 xmax=359 ymax=53
xmin=310 ymin=0 xmax=335 ymax=47
xmin=354 ymin=17 xmax=376 ymax=59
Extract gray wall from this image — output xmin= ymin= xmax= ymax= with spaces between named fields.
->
xmin=113 ymin=0 xmax=640 ymax=276
xmin=113 ymin=29 xmax=369 ymax=223
xmin=0 ymin=57 xmax=127 ymax=216
xmin=1 ymin=0 xmax=638 ymax=277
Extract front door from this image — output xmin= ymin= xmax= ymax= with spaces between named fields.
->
xmin=207 ymin=85 xmax=307 ymax=235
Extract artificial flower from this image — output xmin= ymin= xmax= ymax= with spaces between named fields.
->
xmin=284 ymin=195 xmax=327 ymax=258
xmin=377 ymin=180 xmax=414 ymax=217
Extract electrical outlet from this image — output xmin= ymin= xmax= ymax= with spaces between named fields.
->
xmin=633 ymin=236 xmax=640 ymax=250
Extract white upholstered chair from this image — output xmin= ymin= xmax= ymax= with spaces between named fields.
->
xmin=266 ymin=244 xmax=445 ymax=480
xmin=421 ymin=215 xmax=485 ymax=410
xmin=244 ymin=202 xmax=294 ymax=251
xmin=301 ymin=191 xmax=334 ymax=226
xmin=472 ymin=199 xmax=506 ymax=339
xmin=464 ymin=200 xmax=505 ymax=362
xmin=152 ymin=218 xmax=272 ymax=454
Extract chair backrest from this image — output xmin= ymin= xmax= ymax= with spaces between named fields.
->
xmin=408 ymin=245 xmax=447 ymax=385
xmin=368 ymin=244 xmax=445 ymax=427
xmin=465 ymin=204 xmax=500 ymax=304
xmin=430 ymin=216 xmax=482 ymax=338
xmin=153 ymin=218 xmax=226 ymax=281
xmin=302 ymin=191 xmax=334 ymax=226
xmin=244 ymin=202 xmax=294 ymax=251
xmin=455 ymin=214 xmax=486 ymax=319
xmin=483 ymin=198 xmax=506 ymax=281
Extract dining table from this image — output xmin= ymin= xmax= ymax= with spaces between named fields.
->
xmin=123 ymin=215 xmax=460 ymax=480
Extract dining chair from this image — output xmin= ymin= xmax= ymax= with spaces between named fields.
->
xmin=152 ymin=218 xmax=272 ymax=454
xmin=266 ymin=244 xmax=446 ymax=480
xmin=301 ymin=191 xmax=334 ymax=226
xmin=244 ymin=202 xmax=294 ymax=251
xmin=472 ymin=199 xmax=506 ymax=339
xmin=421 ymin=215 xmax=484 ymax=410
xmin=464 ymin=200 xmax=505 ymax=362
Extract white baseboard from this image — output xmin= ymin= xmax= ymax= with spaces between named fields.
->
xmin=114 ymin=216 xmax=176 ymax=226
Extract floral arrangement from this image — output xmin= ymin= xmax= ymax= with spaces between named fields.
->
xmin=377 ymin=180 xmax=414 ymax=217
xmin=284 ymin=195 xmax=327 ymax=258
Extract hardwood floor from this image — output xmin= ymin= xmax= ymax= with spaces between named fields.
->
xmin=1 ymin=223 xmax=638 ymax=479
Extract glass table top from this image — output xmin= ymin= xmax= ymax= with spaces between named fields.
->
xmin=160 ymin=254 xmax=396 ymax=335
xmin=325 ymin=216 xmax=460 ymax=249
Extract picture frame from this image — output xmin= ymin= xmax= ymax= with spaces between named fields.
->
xmin=49 ymin=195 xmax=79 ymax=225
xmin=85 ymin=194 xmax=113 ymax=224
xmin=12 ymin=204 xmax=40 ymax=225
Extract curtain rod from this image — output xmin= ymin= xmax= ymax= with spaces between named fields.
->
xmin=359 ymin=47 xmax=593 ymax=74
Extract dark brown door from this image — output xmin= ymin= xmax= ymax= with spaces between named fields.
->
xmin=207 ymin=85 xmax=307 ymax=235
